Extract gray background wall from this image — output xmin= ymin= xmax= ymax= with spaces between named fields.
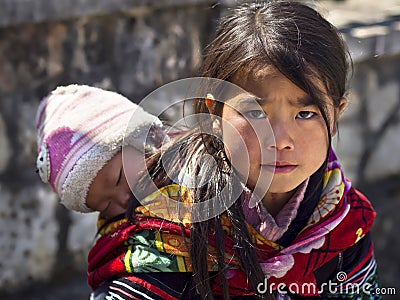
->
xmin=0 ymin=0 xmax=399 ymax=298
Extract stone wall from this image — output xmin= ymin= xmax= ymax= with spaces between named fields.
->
xmin=0 ymin=0 xmax=399 ymax=298
xmin=333 ymin=13 xmax=400 ymax=184
xmin=0 ymin=0 xmax=220 ymax=296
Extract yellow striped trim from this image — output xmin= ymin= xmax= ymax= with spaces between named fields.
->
xmin=124 ymin=245 xmax=133 ymax=273
xmin=176 ymin=255 xmax=187 ymax=272
xmin=154 ymin=231 xmax=165 ymax=253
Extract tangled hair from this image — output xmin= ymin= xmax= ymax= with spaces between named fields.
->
xmin=129 ymin=1 xmax=350 ymax=299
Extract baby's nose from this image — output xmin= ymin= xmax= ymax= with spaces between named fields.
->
xmin=116 ymin=189 xmax=131 ymax=208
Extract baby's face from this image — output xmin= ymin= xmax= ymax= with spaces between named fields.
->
xmin=86 ymin=147 xmax=145 ymax=219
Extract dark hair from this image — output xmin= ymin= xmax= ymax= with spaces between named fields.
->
xmin=129 ymin=1 xmax=350 ymax=299
xmin=194 ymin=1 xmax=349 ymax=298
xmin=199 ymin=0 xmax=349 ymax=131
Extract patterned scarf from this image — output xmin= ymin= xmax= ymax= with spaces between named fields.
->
xmin=87 ymin=150 xmax=376 ymax=296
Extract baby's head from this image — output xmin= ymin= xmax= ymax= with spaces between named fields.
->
xmin=36 ymin=84 xmax=167 ymax=214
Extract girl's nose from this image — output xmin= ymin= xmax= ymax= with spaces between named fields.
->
xmin=267 ymin=120 xmax=294 ymax=151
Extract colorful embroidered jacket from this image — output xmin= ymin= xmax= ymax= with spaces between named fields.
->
xmin=88 ymin=151 xmax=380 ymax=299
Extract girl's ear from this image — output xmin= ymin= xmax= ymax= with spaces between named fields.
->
xmin=205 ymin=93 xmax=215 ymax=113
xmin=332 ymin=97 xmax=348 ymax=136
xmin=338 ymin=97 xmax=347 ymax=115
xmin=205 ymin=93 xmax=223 ymax=136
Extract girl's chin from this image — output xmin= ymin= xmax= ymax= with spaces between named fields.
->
xmin=266 ymin=183 xmax=300 ymax=195
xmin=245 ymin=177 xmax=302 ymax=196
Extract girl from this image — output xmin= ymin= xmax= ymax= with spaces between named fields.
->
xmin=88 ymin=1 xmax=379 ymax=299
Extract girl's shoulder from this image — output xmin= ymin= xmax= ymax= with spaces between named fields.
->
xmin=346 ymin=186 xmax=372 ymax=203
xmin=346 ymin=186 xmax=376 ymax=221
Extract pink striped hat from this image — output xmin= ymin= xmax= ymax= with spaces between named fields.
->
xmin=35 ymin=84 xmax=167 ymax=212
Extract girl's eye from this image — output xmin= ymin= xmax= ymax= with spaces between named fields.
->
xmin=116 ymin=167 xmax=122 ymax=186
xmin=297 ymin=111 xmax=316 ymax=119
xmin=244 ymin=110 xmax=266 ymax=119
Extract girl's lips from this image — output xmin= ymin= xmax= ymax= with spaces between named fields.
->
xmin=273 ymin=165 xmax=297 ymax=173
xmin=261 ymin=162 xmax=297 ymax=173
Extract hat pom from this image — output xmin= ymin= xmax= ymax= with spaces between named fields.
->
xmin=36 ymin=142 xmax=50 ymax=183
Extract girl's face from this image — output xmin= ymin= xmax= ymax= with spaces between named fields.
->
xmin=86 ymin=147 xmax=145 ymax=218
xmin=222 ymin=67 xmax=341 ymax=200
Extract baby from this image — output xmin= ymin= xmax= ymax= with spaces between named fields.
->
xmin=35 ymin=84 xmax=168 ymax=218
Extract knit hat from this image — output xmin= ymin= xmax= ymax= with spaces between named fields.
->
xmin=36 ymin=84 xmax=167 ymax=213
